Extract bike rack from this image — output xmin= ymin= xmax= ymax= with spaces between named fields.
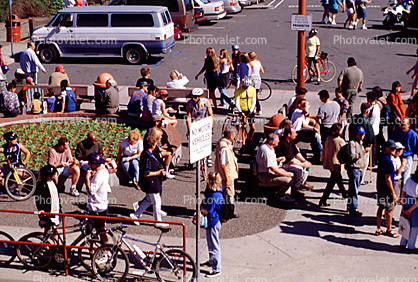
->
xmin=0 ymin=208 xmax=187 ymax=277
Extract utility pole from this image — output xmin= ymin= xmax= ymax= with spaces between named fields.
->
xmin=297 ymin=0 xmax=306 ymax=90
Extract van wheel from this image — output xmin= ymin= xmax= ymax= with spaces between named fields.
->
xmin=125 ymin=47 xmax=145 ymax=64
xmin=39 ymin=46 xmax=58 ymax=63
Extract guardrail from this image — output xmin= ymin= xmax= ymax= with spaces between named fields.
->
xmin=0 ymin=208 xmax=187 ymax=277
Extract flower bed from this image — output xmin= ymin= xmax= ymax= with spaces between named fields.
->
xmin=0 ymin=120 xmax=146 ymax=171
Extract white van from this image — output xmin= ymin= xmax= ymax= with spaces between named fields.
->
xmin=31 ymin=6 xmax=175 ymax=64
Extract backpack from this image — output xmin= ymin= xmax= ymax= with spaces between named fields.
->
xmin=219 ymin=196 xmax=235 ymax=223
xmin=337 ymin=143 xmax=349 ymax=165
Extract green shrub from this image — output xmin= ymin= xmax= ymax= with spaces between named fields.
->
xmin=0 ymin=0 xmax=64 ymax=22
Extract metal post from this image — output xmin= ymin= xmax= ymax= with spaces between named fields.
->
xmin=196 ymin=160 xmax=201 ymax=281
xmin=9 ymin=0 xmax=13 ymax=55
xmin=297 ymin=0 xmax=306 ymax=90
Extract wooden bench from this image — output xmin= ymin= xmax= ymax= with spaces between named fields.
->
xmin=249 ymin=160 xmax=281 ymax=198
xmin=128 ymin=87 xmax=209 ymax=113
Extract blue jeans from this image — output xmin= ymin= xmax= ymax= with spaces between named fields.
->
xmin=219 ymin=87 xmax=232 ymax=105
xmin=206 ymin=221 xmax=222 ymax=272
xmin=347 ymin=168 xmax=362 ymax=212
xmin=401 ymin=156 xmax=413 ymax=187
xmin=121 ymin=157 xmax=140 ymax=182
xmin=400 ymin=227 xmax=418 ymax=249
xmin=296 ymin=129 xmax=323 ymax=159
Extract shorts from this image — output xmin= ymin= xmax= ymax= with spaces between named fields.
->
xmin=377 ymin=193 xmax=395 ymax=210
xmin=346 ymin=7 xmax=354 ymax=16
xmin=89 ymin=210 xmax=107 ymax=231
xmin=357 ymin=7 xmax=366 ymax=19
xmin=329 ymin=8 xmax=338 ymax=14
xmin=57 ymin=166 xmax=70 ymax=176
xmin=241 ymin=111 xmax=255 ymax=125
xmin=307 ymin=57 xmax=318 ymax=65
xmin=323 ymin=3 xmax=329 ymax=10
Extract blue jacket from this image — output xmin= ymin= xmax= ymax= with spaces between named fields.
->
xmin=203 ymin=188 xmax=223 ymax=228
xmin=390 ymin=128 xmax=418 ymax=157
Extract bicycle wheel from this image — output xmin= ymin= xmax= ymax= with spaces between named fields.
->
xmin=78 ymin=230 xmax=117 ymax=271
xmin=291 ymin=64 xmax=309 ymax=84
xmin=92 ymin=244 xmax=129 ymax=282
xmin=319 ymin=60 xmax=336 ymax=83
xmin=258 ymin=80 xmax=272 ymax=101
xmin=0 ymin=231 xmax=16 ymax=266
xmin=5 ymin=167 xmax=37 ymax=201
xmin=155 ymin=249 xmax=196 ymax=282
xmin=16 ymin=232 xmax=54 ymax=270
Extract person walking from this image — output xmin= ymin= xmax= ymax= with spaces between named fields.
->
xmin=337 ymin=57 xmax=363 ymax=119
xmin=319 ymin=123 xmax=348 ymax=207
xmin=19 ymin=42 xmax=47 ymax=84
xmin=375 ymin=140 xmax=399 ymax=238
xmin=399 ymin=168 xmax=418 ymax=250
xmin=214 ymin=126 xmax=238 ymax=206
xmin=195 ymin=47 xmax=220 ymax=112
xmin=329 ymin=0 xmax=345 ymax=24
xmin=333 ymin=87 xmax=349 ymax=138
xmin=249 ymin=51 xmax=264 ymax=114
xmin=201 ymin=172 xmax=224 ymax=278
xmin=317 ymin=90 xmax=340 ymax=145
xmin=235 ymin=53 xmax=252 ymax=89
xmin=355 ymin=0 xmax=371 ymax=29
xmin=344 ymin=0 xmax=357 ymax=29
xmin=218 ymin=49 xmax=234 ymax=107
xmin=406 ymin=48 xmax=418 ymax=99
xmin=306 ymin=29 xmax=321 ymax=85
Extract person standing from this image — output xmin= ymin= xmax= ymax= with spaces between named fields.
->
xmin=214 ymin=126 xmax=238 ymax=206
xmin=249 ymin=51 xmax=264 ymax=114
xmin=86 ymin=152 xmax=110 ymax=244
xmin=235 ymin=53 xmax=252 ymax=89
xmin=366 ymin=91 xmax=381 ymax=167
xmin=201 ymin=172 xmax=224 ymax=278
xmin=195 ymin=47 xmax=220 ymax=112
xmin=399 ymin=168 xmax=418 ymax=250
xmin=306 ymin=29 xmax=321 ymax=85
xmin=218 ymin=49 xmax=234 ymax=107
xmin=375 ymin=140 xmax=398 ymax=238
xmin=130 ymin=131 xmax=168 ymax=228
xmin=317 ymin=90 xmax=340 ymax=145
xmin=390 ymin=117 xmax=418 ymax=187
xmin=19 ymin=42 xmax=47 ymax=85
xmin=346 ymin=126 xmax=369 ymax=216
xmin=319 ymin=123 xmax=348 ymax=207
xmin=48 ymin=65 xmax=70 ymax=87
xmin=406 ymin=48 xmax=418 ymax=99
xmin=387 ymin=81 xmax=406 ymax=134
xmin=337 ymin=57 xmax=363 ymax=119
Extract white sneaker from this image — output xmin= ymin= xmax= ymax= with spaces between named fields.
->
xmin=362 ymin=25 xmax=367 ymax=29
xmin=279 ymin=195 xmax=296 ymax=203
xmin=130 ymin=213 xmax=140 ymax=226
xmin=166 ymin=172 xmax=175 ymax=179
xmin=348 ymin=25 xmax=353 ymax=30
xmin=169 ymin=169 xmax=174 ymax=174
xmin=133 ymin=201 xmax=139 ymax=212
xmin=331 ymin=21 xmax=337 ymax=25
xmin=160 ymin=210 xmax=168 ymax=217
xmin=155 ymin=222 xmax=169 ymax=228
xmin=70 ymin=188 xmax=79 ymax=197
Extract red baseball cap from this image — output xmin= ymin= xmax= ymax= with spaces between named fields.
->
xmin=55 ymin=65 xmax=64 ymax=72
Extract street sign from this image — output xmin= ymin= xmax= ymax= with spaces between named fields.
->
xmin=291 ymin=14 xmax=312 ymax=31
xmin=189 ymin=116 xmax=212 ymax=164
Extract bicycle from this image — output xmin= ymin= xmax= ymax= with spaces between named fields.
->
xmin=0 ymin=231 xmax=16 ymax=266
xmin=222 ymin=104 xmax=249 ymax=150
xmin=15 ymin=211 xmax=116 ymax=271
xmin=0 ymin=156 xmax=37 ymax=201
xmin=291 ymin=52 xmax=336 ymax=84
xmin=227 ymin=72 xmax=272 ymax=101
xmin=92 ymin=224 xmax=196 ymax=282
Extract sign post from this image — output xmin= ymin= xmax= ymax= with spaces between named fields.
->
xmin=189 ymin=116 xmax=212 ymax=281
xmin=9 ymin=0 xmax=13 ymax=55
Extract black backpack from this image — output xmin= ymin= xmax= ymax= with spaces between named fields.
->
xmin=337 ymin=143 xmax=349 ymax=165
xmin=219 ymin=196 xmax=235 ymax=223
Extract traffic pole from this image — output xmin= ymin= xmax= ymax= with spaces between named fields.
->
xmin=297 ymin=0 xmax=306 ymax=90
xmin=9 ymin=0 xmax=13 ymax=55
xmin=196 ymin=160 xmax=201 ymax=281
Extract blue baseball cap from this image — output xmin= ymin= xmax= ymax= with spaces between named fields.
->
xmin=356 ymin=126 xmax=366 ymax=135
xmin=385 ymin=139 xmax=397 ymax=149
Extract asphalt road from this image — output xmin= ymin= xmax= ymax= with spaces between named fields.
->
xmin=4 ymin=0 xmax=418 ymax=93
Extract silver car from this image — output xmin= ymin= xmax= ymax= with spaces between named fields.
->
xmin=223 ymin=0 xmax=241 ymax=13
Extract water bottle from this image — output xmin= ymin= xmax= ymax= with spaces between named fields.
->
xmin=22 ymin=104 xmax=26 ymax=115
xmin=133 ymin=245 xmax=150 ymax=270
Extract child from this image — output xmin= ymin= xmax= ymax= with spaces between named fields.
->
xmin=30 ymin=91 xmax=42 ymax=114
xmin=46 ymin=88 xmax=56 ymax=112
xmin=319 ymin=123 xmax=348 ymax=206
xmin=60 ymin=79 xmax=76 ymax=112
xmin=392 ymin=142 xmax=407 ymax=200
xmin=136 ymin=67 xmax=154 ymax=88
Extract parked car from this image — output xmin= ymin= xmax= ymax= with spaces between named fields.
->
xmin=239 ymin=0 xmax=251 ymax=6
xmin=223 ymin=0 xmax=241 ymax=13
xmin=194 ymin=7 xmax=208 ymax=25
xmin=194 ymin=0 xmax=226 ymax=20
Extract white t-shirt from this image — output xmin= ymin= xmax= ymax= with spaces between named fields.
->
xmin=391 ymin=156 xmax=402 ymax=181
xmin=291 ymin=109 xmax=308 ymax=132
xmin=166 ymin=76 xmax=189 ymax=89
xmin=256 ymin=143 xmax=277 ymax=173
xmin=120 ymin=137 xmax=143 ymax=157
xmin=369 ymin=104 xmax=380 ymax=135
xmin=88 ymin=166 xmax=111 ymax=212
xmin=287 ymin=95 xmax=297 ymax=110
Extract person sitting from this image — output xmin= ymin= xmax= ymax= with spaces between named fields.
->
xmin=76 ymin=132 xmax=103 ymax=172
xmin=46 ymin=88 xmax=56 ymax=113
xmin=255 ymin=133 xmax=294 ymax=203
xmin=287 ymin=87 xmax=307 ymax=117
xmin=128 ymin=81 xmax=148 ymax=117
xmin=291 ymin=99 xmax=323 ymax=162
xmin=276 ymin=127 xmax=313 ymax=198
xmin=30 ymin=91 xmax=42 ymax=115
xmin=141 ymin=85 xmax=158 ymax=123
xmin=101 ymin=78 xmax=119 ymax=114
xmin=152 ymin=89 xmax=177 ymax=127
xmin=48 ymin=137 xmax=80 ymax=196
xmin=136 ymin=67 xmax=154 ymax=88
xmin=166 ymin=70 xmax=189 ymax=89
xmin=0 ymin=82 xmax=20 ymax=117
xmin=48 ymin=65 xmax=70 ymax=87
xmin=0 ymin=132 xmax=31 ymax=185
xmin=116 ymin=130 xmax=143 ymax=189
xmin=12 ymin=68 xmax=26 ymax=86
xmin=60 ymin=79 xmax=76 ymax=113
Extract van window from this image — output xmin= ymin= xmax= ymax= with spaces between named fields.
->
xmin=165 ymin=11 xmax=172 ymax=23
xmin=122 ymin=0 xmax=180 ymax=12
xmin=160 ymin=12 xmax=168 ymax=25
xmin=77 ymin=14 xmax=109 ymax=27
xmin=111 ymin=14 xmax=154 ymax=27
xmin=50 ymin=14 xmax=74 ymax=27
xmin=184 ymin=0 xmax=193 ymax=11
